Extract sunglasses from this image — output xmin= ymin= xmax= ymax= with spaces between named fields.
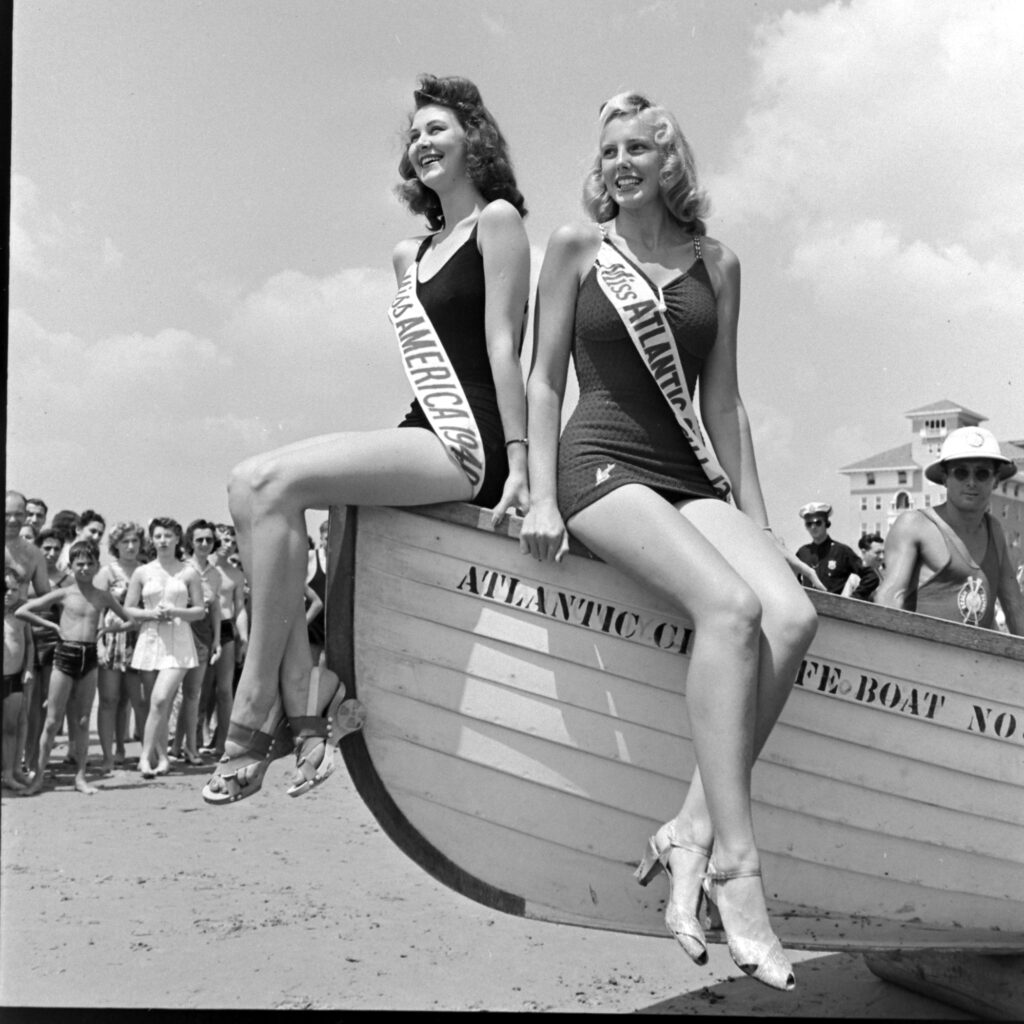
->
xmin=805 ymin=518 xmax=826 ymax=527
xmin=949 ymin=465 xmax=994 ymax=483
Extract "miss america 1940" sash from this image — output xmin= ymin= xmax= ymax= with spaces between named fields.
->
xmin=388 ymin=262 xmax=485 ymax=495
xmin=593 ymin=235 xmax=732 ymax=501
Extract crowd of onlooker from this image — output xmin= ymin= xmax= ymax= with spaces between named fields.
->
xmin=3 ymin=492 xmax=328 ymax=795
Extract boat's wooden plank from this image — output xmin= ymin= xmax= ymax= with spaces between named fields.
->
xmin=364 ymin=738 xmax=1024 ymax=943
xmin=354 ymin=566 xmax=1023 ymax=785
xmin=863 ymin=951 xmax=1024 ymax=1021
xmin=359 ymin=682 xmax=1024 ymax=914
xmin=402 ymin=502 xmax=1024 ymax=662
xmin=358 ymin=605 xmax=1022 ymax=823
xmin=357 ymin=520 xmax=1024 ymax=723
xmin=356 ymin=636 xmax=1023 ymax=857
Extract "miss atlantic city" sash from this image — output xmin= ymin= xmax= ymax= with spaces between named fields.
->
xmin=388 ymin=262 xmax=485 ymax=495
xmin=593 ymin=235 xmax=732 ymax=500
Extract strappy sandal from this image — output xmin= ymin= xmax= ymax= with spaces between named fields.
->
xmin=201 ymin=718 xmax=293 ymax=805
xmin=286 ymin=667 xmax=366 ymax=798
xmin=635 ymin=821 xmax=712 ymax=965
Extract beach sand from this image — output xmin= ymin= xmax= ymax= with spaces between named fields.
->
xmin=1 ymin=729 xmax=973 ymax=1015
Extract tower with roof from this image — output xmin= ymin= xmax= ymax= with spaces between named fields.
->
xmin=839 ymin=399 xmax=1024 ymax=568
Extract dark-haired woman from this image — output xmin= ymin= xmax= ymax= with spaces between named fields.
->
xmin=521 ymin=93 xmax=816 ymax=990
xmin=125 ymin=518 xmax=205 ymax=778
xmin=203 ymin=74 xmax=530 ymax=804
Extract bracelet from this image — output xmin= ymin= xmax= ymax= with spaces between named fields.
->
xmin=504 ymin=438 xmax=529 ymax=448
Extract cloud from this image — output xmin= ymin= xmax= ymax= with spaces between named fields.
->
xmin=6 ymin=261 xmax=412 ymax=519
xmin=711 ymin=0 xmax=1024 ymax=250
xmin=9 ymin=172 xmax=128 ymax=281
xmin=789 ymin=219 xmax=1024 ymax=319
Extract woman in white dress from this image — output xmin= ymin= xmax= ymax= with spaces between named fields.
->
xmin=125 ymin=518 xmax=206 ymax=778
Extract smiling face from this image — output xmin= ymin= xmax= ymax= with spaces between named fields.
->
xmin=407 ymin=104 xmax=468 ymax=191
xmin=5 ymin=494 xmax=27 ymax=540
xmin=600 ymin=115 xmax=663 ymax=212
xmin=862 ymin=540 xmax=885 ymax=571
xmin=78 ymin=519 xmax=105 ymax=546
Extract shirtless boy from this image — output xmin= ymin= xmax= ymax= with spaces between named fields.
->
xmin=16 ymin=540 xmax=133 ymax=795
xmin=3 ymin=569 xmax=35 ymax=790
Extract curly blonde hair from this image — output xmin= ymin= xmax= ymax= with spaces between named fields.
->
xmin=107 ymin=520 xmax=146 ymax=557
xmin=582 ymin=92 xmax=709 ymax=234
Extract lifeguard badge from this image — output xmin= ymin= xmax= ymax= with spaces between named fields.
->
xmin=957 ymin=575 xmax=987 ymax=626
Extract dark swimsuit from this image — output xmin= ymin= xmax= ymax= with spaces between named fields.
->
xmin=558 ymin=237 xmax=721 ymax=522
xmin=53 ymin=640 xmax=99 ymax=680
xmin=397 ymin=225 xmax=510 ymax=509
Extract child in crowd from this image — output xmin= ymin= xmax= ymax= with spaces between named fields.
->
xmin=3 ymin=569 xmax=34 ymax=791
xmin=16 ymin=540 xmax=133 ymax=795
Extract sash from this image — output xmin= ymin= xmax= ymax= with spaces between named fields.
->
xmin=593 ymin=237 xmax=732 ymax=501
xmin=387 ymin=261 xmax=485 ymax=494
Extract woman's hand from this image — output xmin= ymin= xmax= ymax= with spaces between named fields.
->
xmin=489 ymin=470 xmax=530 ymax=528
xmin=520 ymin=499 xmax=570 ymax=564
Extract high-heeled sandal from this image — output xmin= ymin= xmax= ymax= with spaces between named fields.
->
xmin=201 ymin=718 xmax=293 ymax=805
xmin=701 ymin=862 xmax=795 ymax=991
xmin=634 ymin=822 xmax=711 ymax=965
xmin=286 ymin=667 xmax=366 ymax=798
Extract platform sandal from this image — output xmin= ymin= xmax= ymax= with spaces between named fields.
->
xmin=286 ymin=667 xmax=367 ymax=798
xmin=201 ymin=718 xmax=293 ymax=805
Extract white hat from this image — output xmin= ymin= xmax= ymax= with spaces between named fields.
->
xmin=799 ymin=502 xmax=832 ymax=519
xmin=925 ymin=426 xmax=1016 ymax=484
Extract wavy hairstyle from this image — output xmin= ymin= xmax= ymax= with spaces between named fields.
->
xmin=107 ymin=520 xmax=146 ymax=557
xmin=184 ymin=518 xmax=220 ymax=555
xmin=148 ymin=516 xmax=184 ymax=560
xmin=395 ymin=74 xmax=527 ymax=231
xmin=582 ymin=92 xmax=709 ymax=234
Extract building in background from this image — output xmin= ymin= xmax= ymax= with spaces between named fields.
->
xmin=839 ymin=399 xmax=1024 ymax=569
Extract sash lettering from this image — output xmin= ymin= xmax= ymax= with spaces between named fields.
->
xmin=388 ymin=263 xmax=485 ymax=493
xmin=593 ymin=237 xmax=732 ymax=500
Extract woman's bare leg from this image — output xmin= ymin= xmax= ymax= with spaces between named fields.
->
xmin=96 ymin=668 xmax=121 ymax=773
xmin=207 ymin=428 xmax=471 ymax=795
xmin=569 ymin=486 xmax=815 ymax=957
xmin=140 ymin=668 xmax=187 ymax=775
xmin=229 ymin=429 xmax=470 ymax=721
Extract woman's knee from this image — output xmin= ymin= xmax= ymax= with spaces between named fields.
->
xmin=768 ymin=585 xmax=818 ymax=655
xmin=228 ymin=451 xmax=298 ymax=512
xmin=694 ymin=578 xmax=762 ymax=642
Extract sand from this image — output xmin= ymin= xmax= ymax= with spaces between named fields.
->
xmin=1 ymin=730 xmax=973 ymax=1015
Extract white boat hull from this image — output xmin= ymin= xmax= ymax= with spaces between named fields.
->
xmin=326 ymin=502 xmax=1024 ymax=954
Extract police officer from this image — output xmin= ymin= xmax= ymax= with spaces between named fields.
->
xmin=795 ymin=502 xmax=864 ymax=595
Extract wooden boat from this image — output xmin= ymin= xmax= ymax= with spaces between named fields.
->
xmin=324 ymin=502 xmax=1024 ymax=1014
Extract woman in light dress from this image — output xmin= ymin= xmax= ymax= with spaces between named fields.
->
xmin=125 ymin=518 xmax=205 ymax=778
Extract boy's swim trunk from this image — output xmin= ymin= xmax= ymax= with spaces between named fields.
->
xmin=53 ymin=640 xmax=99 ymax=680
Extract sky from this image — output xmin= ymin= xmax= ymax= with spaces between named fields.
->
xmin=8 ymin=0 xmax=1024 ymax=553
